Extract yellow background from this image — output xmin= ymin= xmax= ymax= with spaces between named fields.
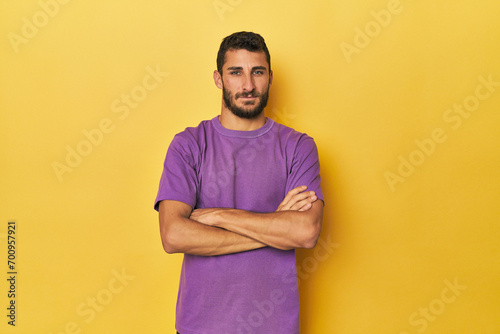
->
xmin=1 ymin=0 xmax=499 ymax=333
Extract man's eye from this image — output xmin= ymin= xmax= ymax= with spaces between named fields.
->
xmin=230 ymin=71 xmax=241 ymax=75
xmin=253 ymin=71 xmax=264 ymax=75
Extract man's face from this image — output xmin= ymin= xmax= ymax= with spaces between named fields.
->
xmin=218 ymin=49 xmax=272 ymax=119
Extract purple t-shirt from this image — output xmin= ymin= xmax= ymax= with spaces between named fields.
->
xmin=155 ymin=116 xmax=323 ymax=334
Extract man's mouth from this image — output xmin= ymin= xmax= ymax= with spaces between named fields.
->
xmin=237 ymin=92 xmax=259 ymax=99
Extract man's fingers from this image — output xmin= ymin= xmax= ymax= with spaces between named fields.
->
xmin=277 ymin=186 xmax=307 ymax=211
xmin=277 ymin=186 xmax=317 ymax=212
xmin=281 ymin=185 xmax=307 ymax=206
xmin=290 ymin=194 xmax=318 ymax=211
xmin=298 ymin=202 xmax=312 ymax=212
xmin=288 ymin=192 xmax=316 ymax=210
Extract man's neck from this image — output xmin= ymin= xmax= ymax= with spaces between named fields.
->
xmin=219 ymin=107 xmax=267 ymax=131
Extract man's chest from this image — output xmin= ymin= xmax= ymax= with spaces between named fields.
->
xmin=196 ymin=137 xmax=289 ymax=211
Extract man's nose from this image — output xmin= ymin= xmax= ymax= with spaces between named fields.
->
xmin=241 ymin=73 xmax=256 ymax=91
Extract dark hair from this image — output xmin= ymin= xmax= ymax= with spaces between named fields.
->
xmin=216 ymin=31 xmax=271 ymax=74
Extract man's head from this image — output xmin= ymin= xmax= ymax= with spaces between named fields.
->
xmin=214 ymin=32 xmax=272 ymax=120
xmin=216 ymin=31 xmax=271 ymax=75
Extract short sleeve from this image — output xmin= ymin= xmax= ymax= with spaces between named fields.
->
xmin=285 ymin=135 xmax=324 ymax=204
xmin=154 ymin=133 xmax=200 ymax=211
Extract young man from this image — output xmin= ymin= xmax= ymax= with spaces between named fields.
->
xmin=155 ymin=31 xmax=324 ymax=334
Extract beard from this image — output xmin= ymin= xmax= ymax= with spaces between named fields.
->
xmin=222 ymin=85 xmax=270 ymax=119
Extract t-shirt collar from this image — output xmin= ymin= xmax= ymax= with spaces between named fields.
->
xmin=211 ymin=115 xmax=274 ymax=138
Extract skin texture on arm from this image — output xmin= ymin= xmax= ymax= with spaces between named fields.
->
xmin=159 ymin=200 xmax=266 ymax=256
xmin=159 ymin=186 xmax=319 ymax=256
xmin=190 ymin=186 xmax=323 ymax=250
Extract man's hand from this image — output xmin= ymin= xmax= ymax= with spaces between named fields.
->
xmin=276 ymin=185 xmax=317 ymax=212
xmin=187 ymin=184 xmax=322 ymax=250
xmin=190 ymin=186 xmax=318 ymax=225
xmin=189 ymin=207 xmax=225 ymax=226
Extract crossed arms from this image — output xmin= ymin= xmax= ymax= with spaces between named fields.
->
xmin=158 ymin=186 xmax=323 ymax=256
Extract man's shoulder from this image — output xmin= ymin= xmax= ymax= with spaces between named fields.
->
xmin=171 ymin=117 xmax=215 ymax=144
xmin=175 ymin=117 xmax=213 ymax=137
xmin=272 ymin=120 xmax=314 ymax=143
xmin=168 ymin=117 xmax=214 ymax=155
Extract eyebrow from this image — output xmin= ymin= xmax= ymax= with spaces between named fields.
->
xmin=252 ymin=66 xmax=267 ymax=71
xmin=226 ymin=66 xmax=268 ymax=71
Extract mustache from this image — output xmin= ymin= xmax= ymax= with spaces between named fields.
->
xmin=235 ymin=90 xmax=261 ymax=99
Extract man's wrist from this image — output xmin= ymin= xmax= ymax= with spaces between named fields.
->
xmin=211 ymin=208 xmax=234 ymax=228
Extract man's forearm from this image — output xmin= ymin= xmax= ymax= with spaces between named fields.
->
xmin=160 ymin=187 xmax=321 ymax=256
xmin=162 ymin=217 xmax=267 ymax=256
xmin=159 ymin=200 xmax=267 ymax=256
xmin=190 ymin=202 xmax=323 ymax=250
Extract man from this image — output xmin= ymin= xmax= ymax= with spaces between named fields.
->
xmin=155 ymin=31 xmax=324 ymax=334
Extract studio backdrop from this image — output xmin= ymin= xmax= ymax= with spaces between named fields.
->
xmin=1 ymin=0 xmax=499 ymax=333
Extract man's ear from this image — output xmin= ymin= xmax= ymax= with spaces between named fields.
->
xmin=213 ymin=70 xmax=223 ymax=89
xmin=269 ymin=70 xmax=273 ymax=87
